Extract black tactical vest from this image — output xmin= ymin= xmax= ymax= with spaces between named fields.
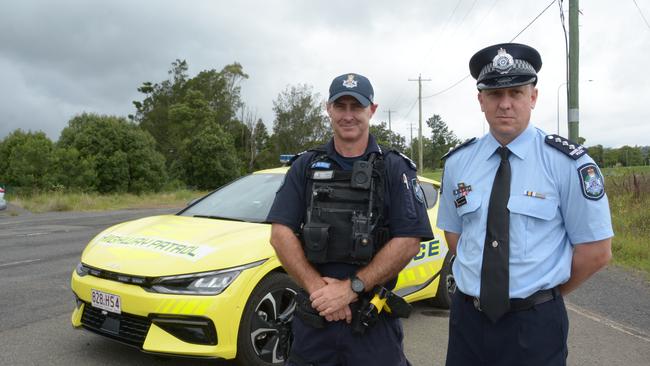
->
xmin=300 ymin=148 xmax=390 ymax=265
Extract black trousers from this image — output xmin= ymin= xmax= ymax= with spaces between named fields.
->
xmin=446 ymin=290 xmax=569 ymax=366
xmin=287 ymin=314 xmax=410 ymax=366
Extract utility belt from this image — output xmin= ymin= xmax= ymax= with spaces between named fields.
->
xmin=293 ymin=286 xmax=412 ymax=334
xmin=458 ymin=287 xmax=560 ymax=313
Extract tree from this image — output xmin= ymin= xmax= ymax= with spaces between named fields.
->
xmin=587 ymin=144 xmax=604 ymax=167
xmin=409 ymin=137 xmax=435 ymax=170
xmin=133 ymin=60 xmax=248 ymax=173
xmin=58 ymin=113 xmax=167 ymax=193
xmin=0 ymin=130 xmax=55 ymax=190
xmin=49 ymin=147 xmax=98 ymax=192
xmin=426 ymin=114 xmax=460 ymax=169
xmin=370 ymin=121 xmax=406 ymax=151
xmin=272 ymin=84 xmax=330 ymax=155
xmin=178 ymin=123 xmax=241 ymax=190
xmin=618 ymin=145 xmax=644 ymax=167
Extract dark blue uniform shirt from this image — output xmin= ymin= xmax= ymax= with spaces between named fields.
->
xmin=267 ymin=135 xmax=433 ymax=282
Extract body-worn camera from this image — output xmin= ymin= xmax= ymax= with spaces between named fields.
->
xmin=351 ymin=160 xmax=373 ymax=189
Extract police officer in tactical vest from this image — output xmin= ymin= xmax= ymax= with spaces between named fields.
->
xmin=267 ymin=73 xmax=433 ymax=365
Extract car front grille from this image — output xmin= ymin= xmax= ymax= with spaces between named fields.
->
xmin=81 ymin=302 xmax=151 ymax=347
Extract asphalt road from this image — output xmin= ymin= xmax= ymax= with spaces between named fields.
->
xmin=1 ymin=208 xmax=649 ymax=366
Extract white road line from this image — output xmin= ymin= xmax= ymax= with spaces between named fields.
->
xmin=566 ymin=302 xmax=650 ymax=343
xmin=0 ymin=258 xmax=42 ymax=268
xmin=16 ymin=232 xmax=49 ymax=237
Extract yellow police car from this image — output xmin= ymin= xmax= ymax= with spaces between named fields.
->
xmin=70 ymin=167 xmax=453 ymax=365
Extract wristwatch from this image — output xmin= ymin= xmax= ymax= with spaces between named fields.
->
xmin=350 ymin=275 xmax=365 ymax=294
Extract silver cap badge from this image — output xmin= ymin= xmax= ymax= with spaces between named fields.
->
xmin=342 ymin=74 xmax=358 ymax=88
xmin=492 ymin=48 xmax=514 ymax=74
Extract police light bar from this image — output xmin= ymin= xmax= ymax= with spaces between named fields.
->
xmin=279 ymin=154 xmax=295 ymax=165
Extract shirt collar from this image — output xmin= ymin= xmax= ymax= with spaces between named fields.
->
xmin=483 ymin=123 xmax=536 ymax=160
xmin=325 ymin=134 xmax=381 ymax=159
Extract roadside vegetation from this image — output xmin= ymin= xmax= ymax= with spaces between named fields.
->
xmin=6 ymin=189 xmax=207 ymax=213
xmin=604 ymin=166 xmax=650 ymax=275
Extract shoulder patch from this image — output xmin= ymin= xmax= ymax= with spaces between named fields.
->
xmin=441 ymin=137 xmax=477 ymax=160
xmin=578 ymin=163 xmax=605 ymax=200
xmin=544 ymin=134 xmax=587 ymax=160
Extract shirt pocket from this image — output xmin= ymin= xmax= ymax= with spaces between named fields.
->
xmin=508 ymin=195 xmax=559 ymax=258
xmin=456 ymin=193 xmax=483 ymax=256
xmin=456 ymin=192 xmax=482 ymax=224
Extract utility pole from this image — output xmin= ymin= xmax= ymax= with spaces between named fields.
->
xmin=568 ymin=0 xmax=580 ymax=141
xmin=409 ymin=74 xmax=431 ymax=170
xmin=409 ymin=122 xmax=415 ymax=161
xmin=384 ymin=109 xmax=395 ymax=132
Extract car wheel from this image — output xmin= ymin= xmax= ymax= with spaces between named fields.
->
xmin=430 ymin=251 xmax=456 ymax=309
xmin=236 ymin=272 xmax=298 ymax=366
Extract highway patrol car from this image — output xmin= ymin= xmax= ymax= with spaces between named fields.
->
xmin=70 ymin=167 xmax=453 ymax=365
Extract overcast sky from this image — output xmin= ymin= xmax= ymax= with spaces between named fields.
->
xmin=1 ymin=0 xmax=649 ymax=148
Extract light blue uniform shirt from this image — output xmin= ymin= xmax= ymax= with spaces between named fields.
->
xmin=437 ymin=124 xmax=614 ymax=299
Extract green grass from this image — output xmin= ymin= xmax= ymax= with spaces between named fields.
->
xmin=602 ymin=167 xmax=650 ymax=276
xmin=7 ymin=190 xmax=208 ymax=213
xmin=421 ymin=169 xmax=443 ymax=182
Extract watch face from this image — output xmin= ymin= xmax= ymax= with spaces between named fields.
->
xmin=352 ymin=278 xmax=364 ymax=293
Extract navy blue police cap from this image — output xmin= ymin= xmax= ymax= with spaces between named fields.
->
xmin=469 ymin=43 xmax=542 ymax=90
xmin=328 ymin=73 xmax=374 ymax=107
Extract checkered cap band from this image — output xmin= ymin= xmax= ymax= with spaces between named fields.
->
xmin=478 ymin=59 xmax=536 ymax=80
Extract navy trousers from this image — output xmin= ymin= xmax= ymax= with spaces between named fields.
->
xmin=446 ymin=290 xmax=569 ymax=366
xmin=287 ymin=314 xmax=410 ymax=366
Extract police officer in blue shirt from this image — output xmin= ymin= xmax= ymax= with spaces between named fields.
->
xmin=437 ymin=43 xmax=613 ymax=366
xmin=267 ymin=73 xmax=433 ymax=365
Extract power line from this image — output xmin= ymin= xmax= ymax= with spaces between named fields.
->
xmin=632 ymin=0 xmax=650 ymax=30
xmin=467 ymin=0 xmax=501 ymax=37
xmin=422 ymin=75 xmax=471 ymax=99
xmin=401 ymin=97 xmax=419 ymax=121
xmin=386 ymin=1 xmax=463 ymax=114
xmin=510 ymin=0 xmax=556 ymax=41
xmin=421 ymin=0 xmax=557 ymax=99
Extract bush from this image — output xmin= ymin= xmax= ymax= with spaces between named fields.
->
xmin=58 ymin=113 xmax=168 ymax=193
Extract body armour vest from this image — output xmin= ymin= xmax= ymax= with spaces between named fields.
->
xmin=300 ymin=148 xmax=390 ymax=265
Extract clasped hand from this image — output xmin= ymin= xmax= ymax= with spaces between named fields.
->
xmin=310 ymin=277 xmax=358 ymax=323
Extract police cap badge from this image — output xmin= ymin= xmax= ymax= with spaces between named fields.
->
xmin=328 ymin=73 xmax=374 ymax=107
xmin=469 ymin=43 xmax=542 ymax=90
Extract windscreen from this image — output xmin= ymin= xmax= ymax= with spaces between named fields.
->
xmin=180 ymin=173 xmax=285 ymax=222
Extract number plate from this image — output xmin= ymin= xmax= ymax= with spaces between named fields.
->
xmin=91 ymin=289 xmax=122 ymax=314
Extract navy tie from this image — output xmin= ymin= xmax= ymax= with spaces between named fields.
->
xmin=480 ymin=146 xmax=511 ymax=323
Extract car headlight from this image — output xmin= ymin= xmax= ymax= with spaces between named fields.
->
xmin=148 ymin=260 xmax=266 ymax=296
xmin=75 ymin=262 xmax=90 ymax=276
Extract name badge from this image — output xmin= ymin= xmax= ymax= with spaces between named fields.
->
xmin=313 ymin=170 xmax=334 ymax=180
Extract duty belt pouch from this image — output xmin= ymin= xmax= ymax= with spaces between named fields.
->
xmin=302 ymin=222 xmax=330 ymax=263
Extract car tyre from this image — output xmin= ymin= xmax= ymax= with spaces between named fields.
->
xmin=429 ymin=251 xmax=456 ymax=309
xmin=236 ymin=272 xmax=298 ymax=366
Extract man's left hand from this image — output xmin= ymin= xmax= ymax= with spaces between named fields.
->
xmin=310 ymin=277 xmax=357 ymax=317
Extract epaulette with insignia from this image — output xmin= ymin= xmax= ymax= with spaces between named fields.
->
xmin=288 ymin=151 xmax=308 ymax=165
xmin=544 ymin=134 xmax=587 ymax=160
xmin=380 ymin=145 xmax=416 ymax=169
xmin=289 ymin=145 xmax=327 ymax=165
xmin=396 ymin=151 xmax=417 ymax=170
xmin=441 ymin=137 xmax=477 ymax=160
